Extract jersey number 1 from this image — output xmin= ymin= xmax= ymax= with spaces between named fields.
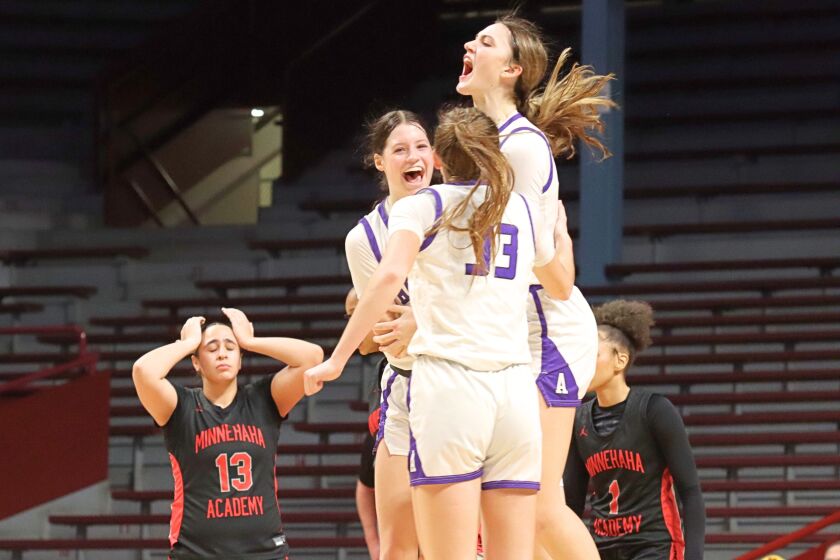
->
xmin=464 ymin=223 xmax=518 ymax=279
xmin=215 ymin=452 xmax=253 ymax=492
xmin=608 ymin=479 xmax=620 ymax=515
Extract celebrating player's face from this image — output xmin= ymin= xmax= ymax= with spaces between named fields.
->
xmin=193 ymin=324 xmax=242 ymax=381
xmin=374 ymin=123 xmax=433 ymax=199
xmin=457 ymin=22 xmax=516 ymax=96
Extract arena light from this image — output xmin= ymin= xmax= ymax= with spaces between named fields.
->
xmin=250 ymin=108 xmax=265 ymax=118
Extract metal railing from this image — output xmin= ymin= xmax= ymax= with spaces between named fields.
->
xmin=0 ymin=326 xmax=98 ymax=396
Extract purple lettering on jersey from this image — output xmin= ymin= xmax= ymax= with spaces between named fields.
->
xmin=359 ymin=217 xmax=383 ymax=262
xmin=416 ymin=188 xmax=443 ymax=252
xmin=498 ymin=112 xmax=524 ymax=133
xmin=464 ymin=223 xmax=519 ymax=280
xmin=499 ymin=126 xmax=555 ymax=193
xmin=496 ymin=223 xmax=518 ymax=280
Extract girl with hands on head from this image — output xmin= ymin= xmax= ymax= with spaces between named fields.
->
xmin=132 ymin=308 xmax=322 ymax=560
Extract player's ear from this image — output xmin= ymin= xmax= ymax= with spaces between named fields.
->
xmin=432 ymin=151 xmax=444 ymax=171
xmin=613 ymin=349 xmax=630 ymax=373
xmin=373 ymin=153 xmax=385 ymax=172
xmin=191 ymin=354 xmax=201 ymax=376
xmin=503 ymin=62 xmax=523 ymax=79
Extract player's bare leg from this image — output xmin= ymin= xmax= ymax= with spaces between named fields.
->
xmin=412 ymin=479 xmax=482 ymax=560
xmin=534 ymin=398 xmax=599 ymax=560
xmin=481 ymin=487 xmax=538 ymax=560
xmin=375 ymin=442 xmax=420 ymax=559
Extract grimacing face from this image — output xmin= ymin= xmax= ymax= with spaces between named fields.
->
xmin=457 ymin=22 xmax=518 ymax=97
xmin=192 ymin=324 xmax=242 ymax=381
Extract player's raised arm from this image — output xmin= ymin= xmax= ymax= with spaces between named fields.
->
xmin=221 ymin=307 xmax=323 ymax=417
xmin=132 ymin=316 xmax=204 ymax=426
xmin=533 ymin=201 xmax=575 ymax=300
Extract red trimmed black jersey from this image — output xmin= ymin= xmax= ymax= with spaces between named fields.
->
xmin=163 ymin=377 xmax=288 ymax=559
xmin=568 ymin=389 xmax=687 ymax=560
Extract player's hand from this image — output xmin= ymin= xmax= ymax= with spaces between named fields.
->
xmin=373 ymin=305 xmax=416 ymax=358
xmin=554 ymin=201 xmax=572 ymax=245
xmin=304 ymin=358 xmax=343 ymax=396
xmin=222 ymin=307 xmax=255 ymax=350
xmin=180 ymin=316 xmax=205 ymax=352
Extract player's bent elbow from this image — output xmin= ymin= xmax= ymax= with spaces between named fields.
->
xmin=375 ymin=268 xmax=405 ymax=291
xmin=303 ymin=343 xmax=325 ymax=366
xmin=131 ymin=362 xmax=147 ymax=384
xmin=540 ymin=279 xmax=573 ymax=301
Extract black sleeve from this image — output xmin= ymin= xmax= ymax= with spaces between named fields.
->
xmin=647 ymin=395 xmax=705 ymax=560
xmin=160 ymin=382 xmax=188 ymax=428
xmin=562 ymin=434 xmax=590 ymax=517
xmin=250 ymin=376 xmax=285 ymax=426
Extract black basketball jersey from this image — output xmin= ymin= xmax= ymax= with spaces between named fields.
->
xmin=572 ymin=389 xmax=685 ymax=559
xmin=163 ymin=377 xmax=288 ymax=559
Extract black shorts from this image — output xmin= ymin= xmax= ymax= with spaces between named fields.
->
xmin=358 ymin=431 xmax=376 ymax=488
xmin=599 ymin=542 xmax=674 ymax=560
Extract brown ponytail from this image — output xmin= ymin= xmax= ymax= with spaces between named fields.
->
xmin=498 ymin=15 xmax=617 ymax=160
xmin=432 ymin=107 xmax=513 ymax=276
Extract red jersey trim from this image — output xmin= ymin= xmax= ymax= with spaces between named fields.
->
xmin=273 ymin=450 xmax=282 ymax=519
xmin=169 ymin=453 xmax=185 ymax=548
xmin=660 ymin=467 xmax=685 ymax=560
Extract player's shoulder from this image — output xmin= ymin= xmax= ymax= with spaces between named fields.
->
xmin=346 ymin=204 xmax=384 ymax=248
xmin=500 ymin=116 xmax=547 ymax=145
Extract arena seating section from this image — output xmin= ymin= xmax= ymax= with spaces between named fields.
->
xmin=1 ymin=0 xmax=839 ymax=558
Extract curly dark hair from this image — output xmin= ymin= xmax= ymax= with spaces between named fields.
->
xmin=593 ymin=300 xmax=654 ymax=368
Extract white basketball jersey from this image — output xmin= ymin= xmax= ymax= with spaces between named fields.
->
xmin=498 ymin=112 xmax=559 ymax=284
xmin=345 ymin=200 xmax=414 ymax=371
xmin=388 ymin=183 xmax=552 ymax=371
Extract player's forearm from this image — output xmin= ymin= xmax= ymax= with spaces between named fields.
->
xmin=534 ymin=245 xmax=574 ymax=300
xmin=243 ymin=337 xmax=323 ymax=368
xmin=358 ymin=331 xmax=380 ymax=355
xmin=680 ymin=484 xmax=706 ymax=560
xmin=133 ymin=339 xmax=194 ymax=381
xmin=332 ymin=268 xmax=405 ymax=366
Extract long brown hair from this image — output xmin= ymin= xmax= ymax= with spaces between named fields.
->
xmin=363 ymin=109 xmax=429 ymax=191
xmin=431 ymin=106 xmax=513 ymax=276
xmin=497 ymin=14 xmax=616 ymax=160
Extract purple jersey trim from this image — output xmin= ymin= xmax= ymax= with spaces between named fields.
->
xmin=528 ymin=284 xmax=581 ymax=408
xmin=359 ymin=217 xmax=383 ymax=263
xmin=373 ymin=368 xmax=400 ymax=453
xmin=376 ymin=201 xmax=389 ymax=227
xmin=416 ymin=187 xmax=443 ymax=252
xmin=481 ymin=480 xmax=540 ymax=491
xmin=411 ymin=468 xmax=483 ymax=487
xmin=518 ymin=193 xmax=536 ymax=247
xmin=498 ymin=112 xmax=524 ymax=133
xmin=500 ymin=126 xmax=555 ymax=194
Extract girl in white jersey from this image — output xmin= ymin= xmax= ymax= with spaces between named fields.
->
xmin=457 ymin=14 xmax=615 ymax=560
xmin=305 ymin=106 xmax=575 ymax=560
xmin=344 ymin=109 xmax=434 ymax=559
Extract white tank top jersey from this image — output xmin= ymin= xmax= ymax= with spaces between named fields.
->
xmin=498 ymin=112 xmax=559 ymax=285
xmin=388 ymin=183 xmax=553 ymax=372
xmin=345 ymin=200 xmax=415 ymax=371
